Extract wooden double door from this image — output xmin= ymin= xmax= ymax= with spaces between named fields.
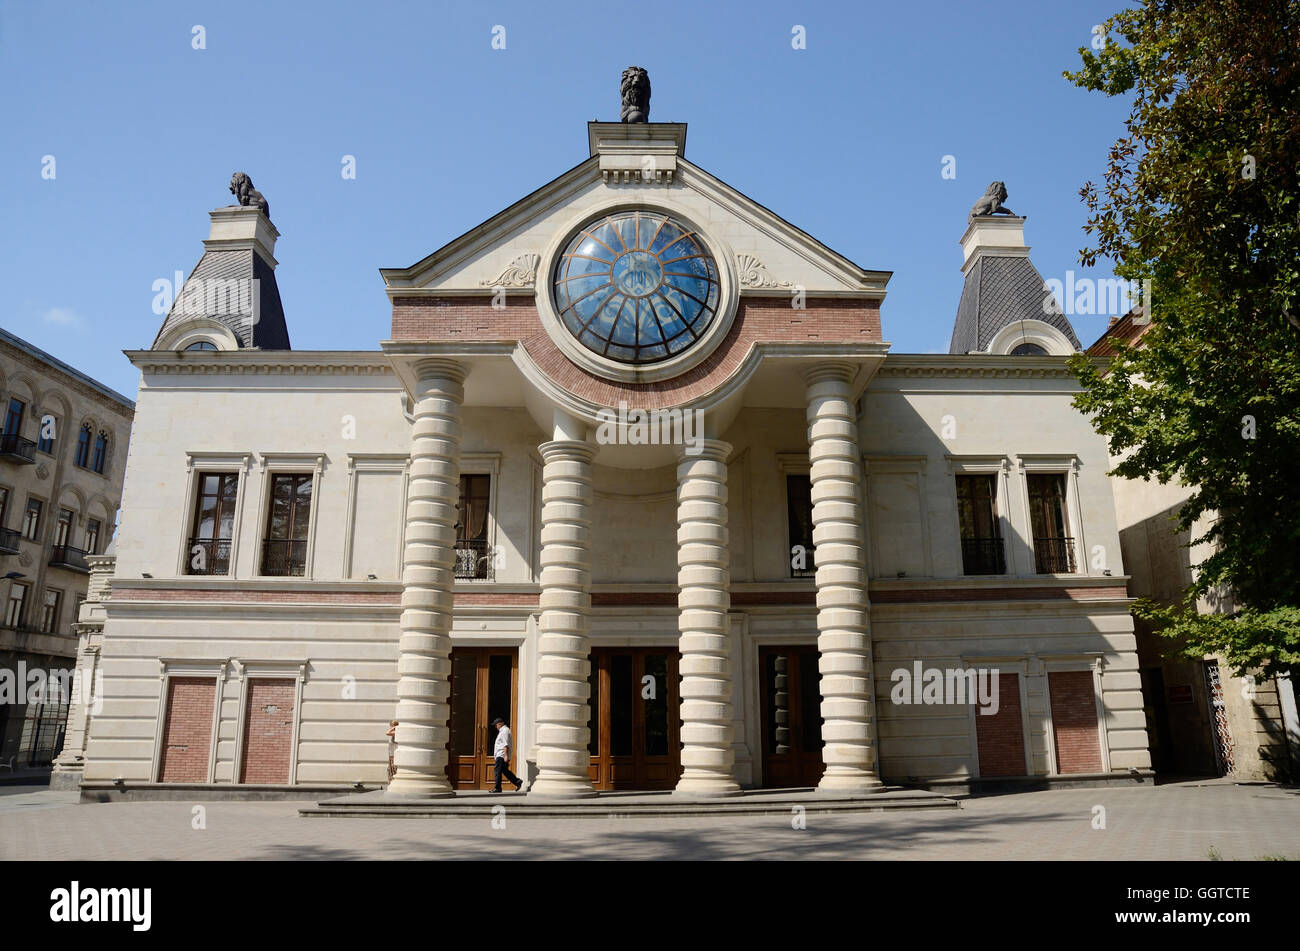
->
xmin=759 ymin=645 xmax=825 ymax=788
xmin=446 ymin=647 xmax=518 ymax=789
xmin=587 ymin=647 xmax=682 ymax=790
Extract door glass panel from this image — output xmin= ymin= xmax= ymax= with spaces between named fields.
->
xmin=486 ymin=654 xmax=512 ymax=755
xmin=643 ymin=653 xmax=668 ymax=756
xmin=587 ymin=660 xmax=600 ymax=756
xmin=450 ymin=652 xmax=477 ymax=756
xmin=610 ymin=654 xmax=634 ymax=757
xmin=766 ymin=653 xmax=792 ymax=755
xmin=799 ymin=652 xmax=823 ymax=751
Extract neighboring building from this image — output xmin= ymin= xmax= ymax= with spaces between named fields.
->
xmin=0 ymin=328 xmax=134 ymax=771
xmin=1090 ymin=313 xmax=1300 ymax=781
xmin=79 ymin=79 xmax=1150 ymax=798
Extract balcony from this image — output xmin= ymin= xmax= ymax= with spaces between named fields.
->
xmin=185 ymin=537 xmax=232 ymax=575
xmin=49 ymin=545 xmax=90 ymax=573
xmin=454 ymin=538 xmax=494 ymax=581
xmin=1033 ymin=536 xmax=1077 ymax=574
xmin=0 ymin=527 xmax=20 ymax=555
xmin=261 ymin=538 xmax=308 ymax=577
xmin=0 ymin=433 xmax=36 ymax=465
xmin=961 ymin=537 xmax=1007 ymax=575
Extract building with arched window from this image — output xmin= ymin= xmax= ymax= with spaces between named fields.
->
xmin=74 ymin=82 xmax=1152 ymax=799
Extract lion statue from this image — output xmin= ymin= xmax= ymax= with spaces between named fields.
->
xmin=620 ymin=66 xmax=651 ymax=123
xmin=229 ymin=172 xmax=270 ymax=218
xmin=969 ymin=181 xmax=1015 ymax=221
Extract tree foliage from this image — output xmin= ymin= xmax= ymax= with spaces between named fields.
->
xmin=1064 ymin=0 xmax=1300 ymax=678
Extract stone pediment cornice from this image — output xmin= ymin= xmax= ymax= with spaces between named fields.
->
xmin=126 ymin=350 xmax=395 ymax=377
xmin=876 ymin=355 xmax=1080 ymax=379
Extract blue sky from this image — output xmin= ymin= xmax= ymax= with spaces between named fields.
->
xmin=0 ymin=0 xmax=1132 ymax=400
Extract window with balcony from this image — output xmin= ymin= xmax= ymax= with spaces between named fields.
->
xmin=0 ymin=399 xmax=36 ymax=462
xmin=40 ymin=588 xmax=61 ymax=634
xmin=75 ymin=425 xmax=91 ymax=468
xmin=23 ymin=498 xmax=43 ymax=541
xmin=260 ymin=473 xmax=312 ymax=576
xmin=0 ymin=487 xmax=15 ymax=554
xmin=4 ymin=398 xmax=23 ymax=436
xmin=454 ymin=473 xmax=492 ymax=580
xmin=54 ymin=508 xmax=73 ymax=547
xmin=4 ymin=582 xmax=28 ymax=628
xmin=1027 ymin=473 xmax=1075 ymax=573
xmin=36 ymin=414 xmax=56 ymax=454
xmin=956 ymin=474 xmax=1006 ymax=574
xmin=91 ymin=432 xmax=108 ymax=474
xmin=85 ymin=518 xmax=102 ymax=555
xmin=188 ymin=472 xmax=239 ymax=575
xmin=787 ymin=473 xmax=815 ymax=578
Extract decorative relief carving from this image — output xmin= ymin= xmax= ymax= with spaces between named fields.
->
xmin=736 ymin=254 xmax=792 ymax=289
xmin=480 ymin=253 xmax=540 ymax=288
xmin=36 ymin=463 xmax=49 ymax=480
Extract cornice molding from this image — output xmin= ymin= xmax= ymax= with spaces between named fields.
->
xmin=875 ymin=355 xmax=1080 ymax=380
xmin=126 ymin=350 xmax=396 ymax=377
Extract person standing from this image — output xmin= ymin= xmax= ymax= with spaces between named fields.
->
xmin=385 ymin=720 xmax=398 ymax=781
xmin=491 ymin=716 xmax=523 ymax=792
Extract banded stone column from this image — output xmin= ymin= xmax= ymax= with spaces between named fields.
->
xmin=804 ymin=364 xmax=883 ymax=794
xmin=529 ymin=439 xmax=598 ymax=797
xmin=387 ymin=359 xmax=465 ymax=798
xmin=674 ymin=439 xmax=741 ymax=796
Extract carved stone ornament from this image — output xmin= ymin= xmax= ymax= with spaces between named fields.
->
xmin=229 ymin=171 xmax=270 ymax=218
xmin=18 ymin=551 xmax=32 ymax=568
xmin=35 ymin=463 xmax=49 ymax=480
xmin=480 ymin=253 xmax=540 ymax=288
xmin=736 ymin=254 xmax=792 ymax=289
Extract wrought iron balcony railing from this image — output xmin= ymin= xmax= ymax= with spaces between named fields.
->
xmin=0 ymin=527 xmax=20 ymax=555
xmin=960 ymin=537 xmax=1007 ymax=575
xmin=1033 ymin=536 xmax=1077 ymax=574
xmin=49 ymin=545 xmax=89 ymax=573
xmin=454 ymin=538 xmax=494 ymax=580
xmin=185 ymin=537 xmax=232 ymax=575
xmin=261 ymin=538 xmax=308 ymax=577
xmin=0 ymin=433 xmax=36 ymax=464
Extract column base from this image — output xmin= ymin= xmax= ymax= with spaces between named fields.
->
xmin=816 ymin=773 xmax=887 ymax=796
xmin=673 ymin=776 xmax=743 ymax=798
xmin=527 ymin=778 xmax=599 ymax=799
xmin=385 ymin=773 xmax=456 ymax=799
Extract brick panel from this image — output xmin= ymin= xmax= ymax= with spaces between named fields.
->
xmin=239 ymin=679 xmax=296 ymax=784
xmin=1049 ymin=670 xmax=1103 ymax=773
xmin=975 ymin=672 xmax=1026 ymax=777
xmin=157 ymin=677 xmax=216 ymax=783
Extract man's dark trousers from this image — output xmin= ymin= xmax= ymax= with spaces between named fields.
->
xmin=494 ymin=756 xmax=521 ymax=791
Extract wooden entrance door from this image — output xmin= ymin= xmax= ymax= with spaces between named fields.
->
xmin=588 ymin=647 xmax=681 ymax=790
xmin=759 ymin=645 xmax=825 ymax=788
xmin=446 ymin=647 xmax=518 ymax=789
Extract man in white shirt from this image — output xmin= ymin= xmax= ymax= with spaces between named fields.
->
xmin=491 ymin=716 xmax=523 ymax=792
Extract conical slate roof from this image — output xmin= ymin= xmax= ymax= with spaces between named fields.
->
xmin=152 ymin=248 xmax=290 ymax=350
xmin=949 ymin=253 xmax=1080 ymax=354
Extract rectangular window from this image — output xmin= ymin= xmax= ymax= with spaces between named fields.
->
xmin=85 ymin=518 xmax=102 ymax=555
xmin=1027 ymin=473 xmax=1075 ymax=573
xmin=75 ymin=426 xmax=91 ymax=468
xmin=955 ymin=474 xmax=1005 ymax=574
xmin=454 ymin=474 xmax=492 ymax=580
xmin=3 ymin=398 xmax=24 ymax=436
xmin=41 ymin=588 xmax=61 ymax=634
xmin=22 ymin=498 xmax=43 ymax=541
xmin=786 ymin=473 xmax=815 ymax=578
xmin=91 ymin=433 xmax=108 ymax=474
xmin=260 ymin=473 xmax=312 ymax=576
xmin=0 ymin=486 xmax=8 ymax=526
xmin=36 ymin=415 xmax=55 ymax=454
xmin=54 ymin=508 xmax=74 ymax=548
xmin=4 ymin=582 xmax=28 ymax=628
xmin=187 ymin=472 xmax=239 ymax=575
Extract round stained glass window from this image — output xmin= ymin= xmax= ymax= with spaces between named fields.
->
xmin=552 ymin=211 xmax=721 ymax=365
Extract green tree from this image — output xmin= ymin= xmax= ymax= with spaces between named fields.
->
xmin=1064 ymin=0 xmax=1300 ymax=679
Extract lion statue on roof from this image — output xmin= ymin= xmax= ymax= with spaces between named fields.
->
xmin=620 ymin=66 xmax=651 ymax=123
xmin=229 ymin=171 xmax=270 ymax=218
xmin=969 ymin=181 xmax=1015 ymax=221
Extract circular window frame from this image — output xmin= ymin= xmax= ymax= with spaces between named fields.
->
xmin=535 ymin=201 xmax=738 ymax=384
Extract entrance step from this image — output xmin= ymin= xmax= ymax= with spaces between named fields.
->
xmin=300 ymin=786 xmax=960 ymax=818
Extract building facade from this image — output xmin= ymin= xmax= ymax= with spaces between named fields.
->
xmin=0 ymin=328 xmax=133 ymax=771
xmin=79 ymin=100 xmax=1151 ymax=797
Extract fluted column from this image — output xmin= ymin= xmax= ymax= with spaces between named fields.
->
xmin=529 ymin=439 xmax=598 ymax=797
xmin=674 ymin=439 xmax=741 ymax=796
xmin=387 ymin=359 xmax=465 ymax=798
xmin=804 ymin=364 xmax=883 ymax=794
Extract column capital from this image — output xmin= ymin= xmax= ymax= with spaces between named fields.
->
xmin=801 ymin=362 xmax=858 ymax=388
xmin=412 ymin=357 xmax=468 ymax=385
xmin=539 ymin=439 xmax=597 ymax=466
xmin=677 ymin=438 xmax=732 ymax=463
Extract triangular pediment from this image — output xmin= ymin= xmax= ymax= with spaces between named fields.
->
xmin=381 ymin=130 xmax=890 ymax=301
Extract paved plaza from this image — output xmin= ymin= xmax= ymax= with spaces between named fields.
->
xmin=2 ymin=780 xmax=1297 ymax=861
